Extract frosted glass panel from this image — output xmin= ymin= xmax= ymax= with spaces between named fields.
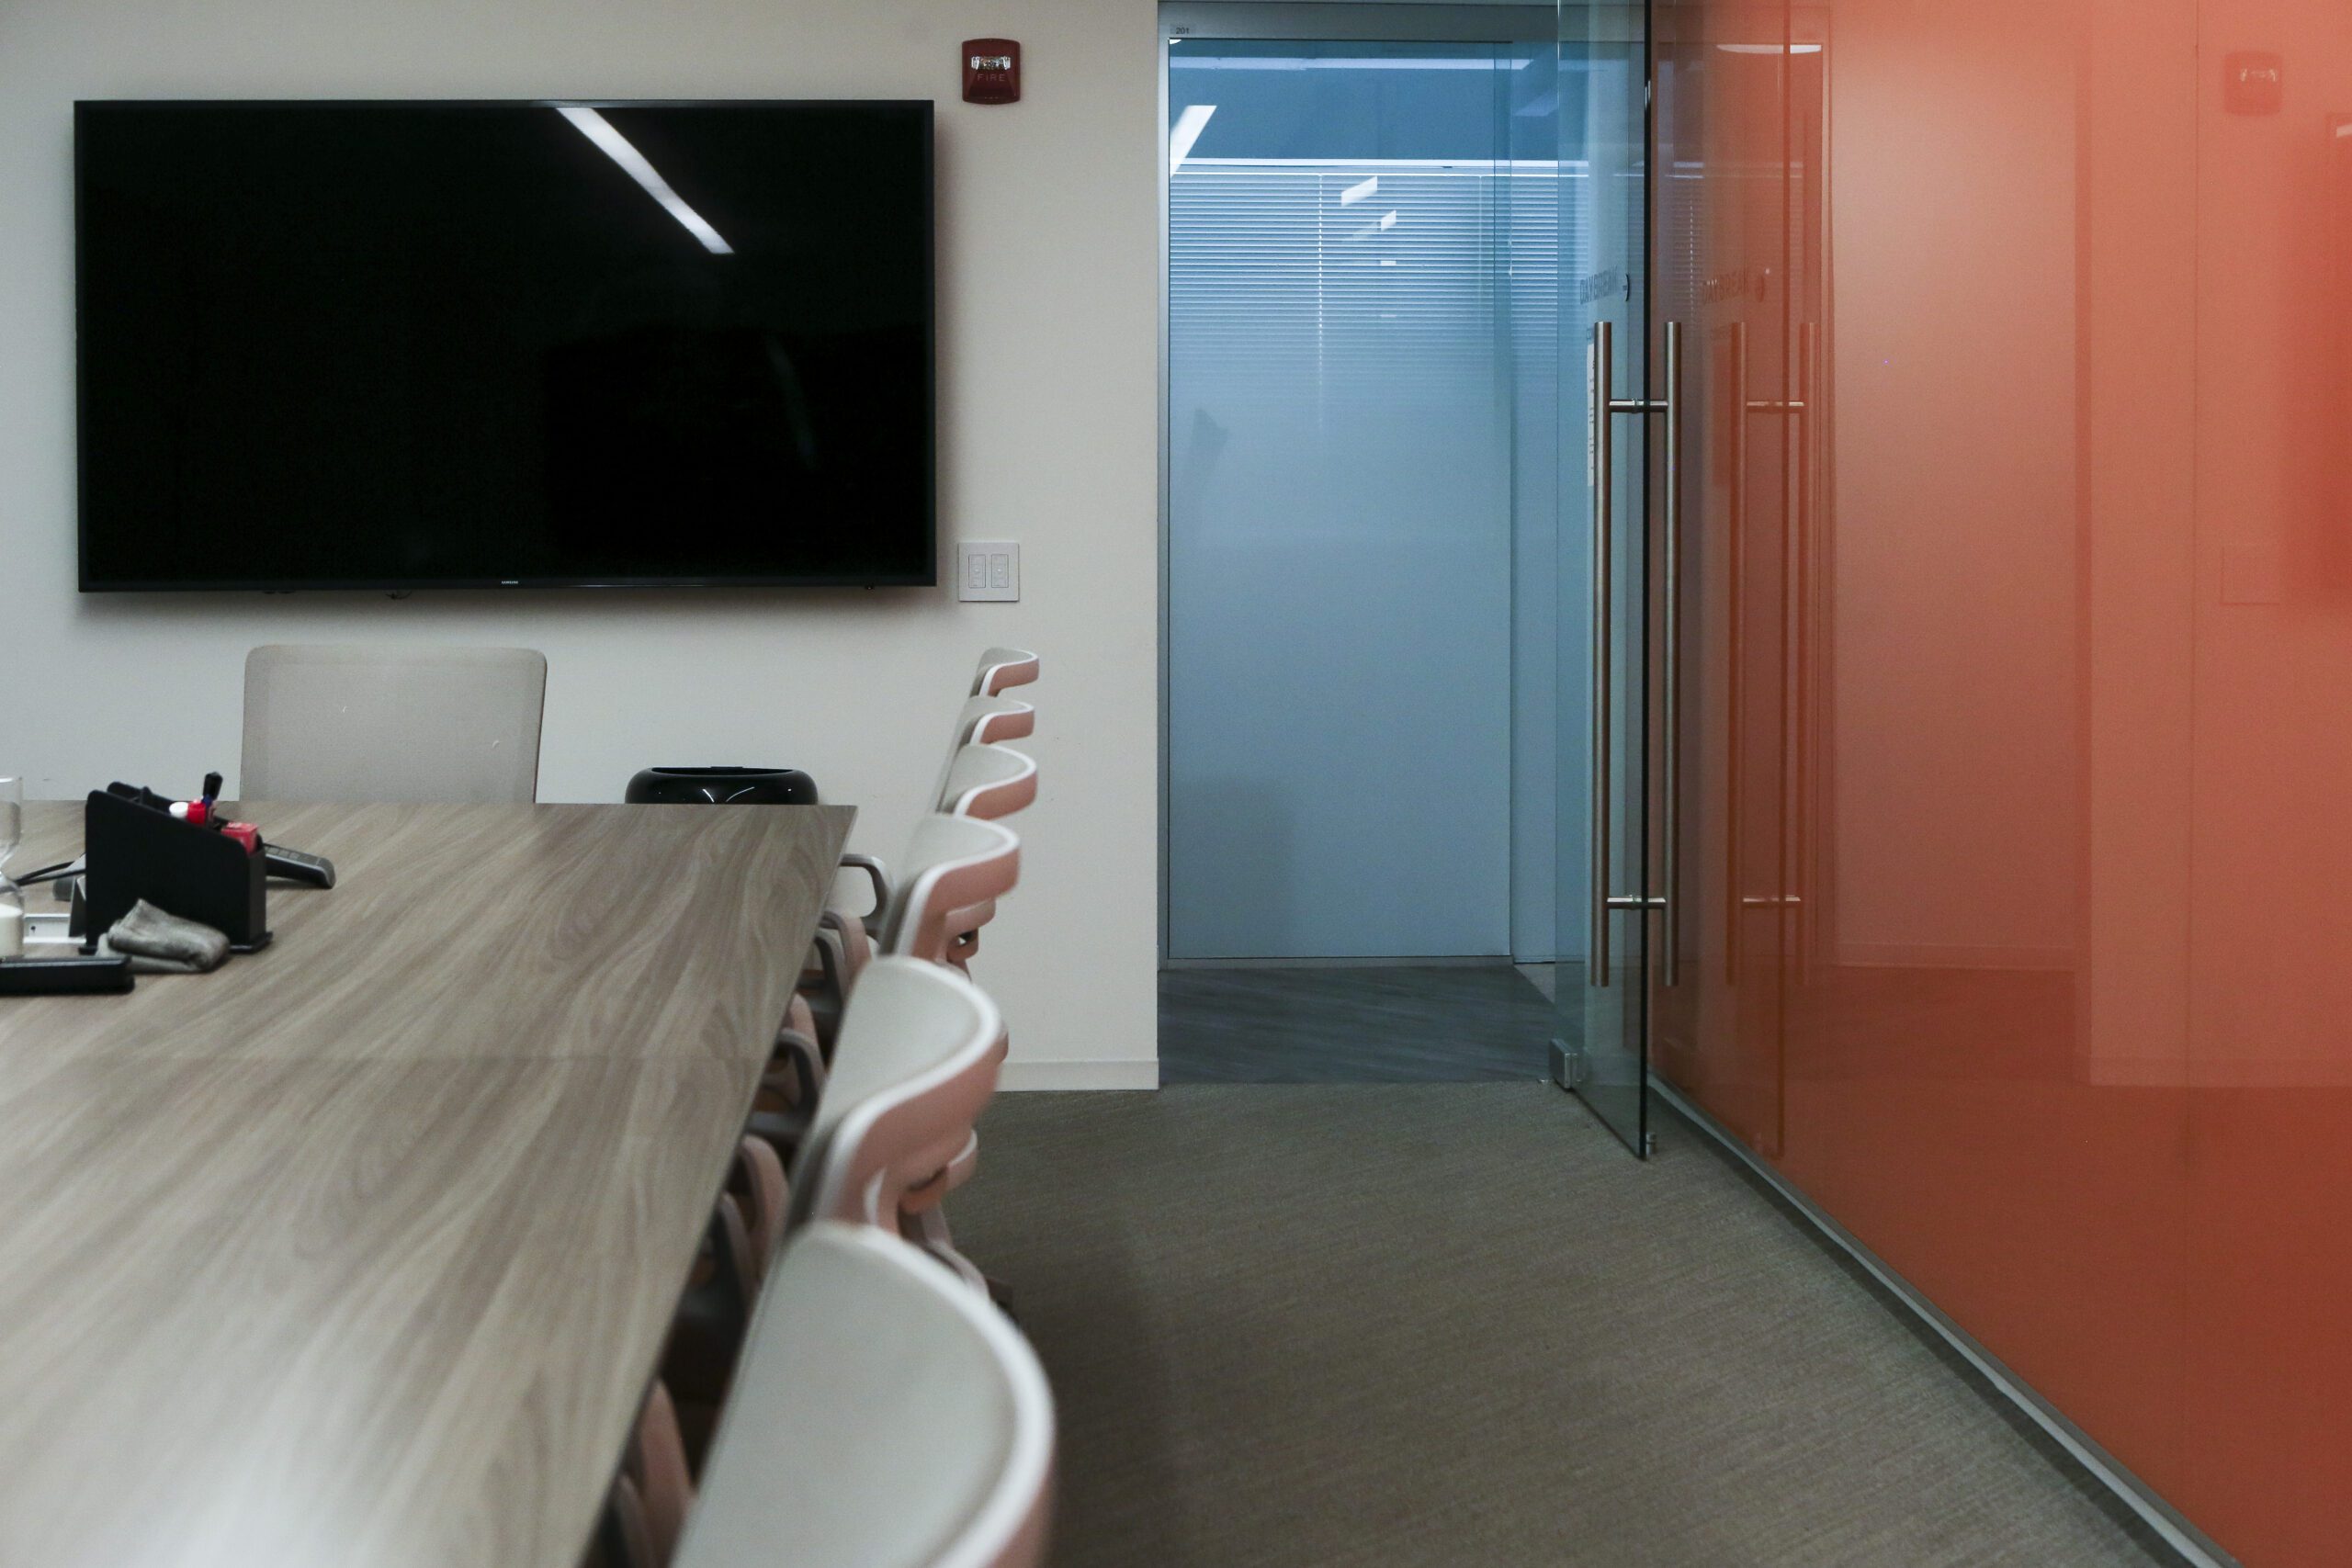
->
xmin=1166 ymin=42 xmax=1558 ymax=959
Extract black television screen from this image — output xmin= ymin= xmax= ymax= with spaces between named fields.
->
xmin=75 ymin=99 xmax=935 ymax=590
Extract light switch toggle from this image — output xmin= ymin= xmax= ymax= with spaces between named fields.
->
xmin=956 ymin=541 xmax=1020 ymax=602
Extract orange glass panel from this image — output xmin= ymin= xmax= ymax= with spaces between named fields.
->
xmin=1651 ymin=0 xmax=2352 ymax=1557
xmin=2179 ymin=0 xmax=2352 ymax=1557
xmin=1775 ymin=0 xmax=2202 ymax=1487
xmin=1657 ymin=0 xmax=2352 ymax=1549
xmin=1656 ymin=0 xmax=2352 ymax=1552
xmin=1653 ymin=0 xmax=1792 ymax=1157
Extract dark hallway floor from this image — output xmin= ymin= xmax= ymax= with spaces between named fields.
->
xmin=1158 ymin=964 xmax=1563 ymax=1083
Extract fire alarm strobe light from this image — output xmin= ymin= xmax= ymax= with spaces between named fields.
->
xmin=965 ymin=39 xmax=1021 ymax=105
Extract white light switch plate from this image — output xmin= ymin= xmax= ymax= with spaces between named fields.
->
xmin=956 ymin=540 xmax=1020 ymax=602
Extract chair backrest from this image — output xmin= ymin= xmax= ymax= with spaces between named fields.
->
xmin=878 ymin=816 xmax=1020 ymax=964
xmin=788 ymin=958 xmax=1006 ymax=1234
xmin=969 ymin=647 xmax=1040 ymax=698
xmin=926 ymin=697 xmax=1035 ymax=811
xmin=241 ymin=644 xmax=547 ymax=805
xmin=958 ymin=695 xmax=1036 ymax=748
xmin=939 ymin=744 xmax=1038 ymax=821
xmin=677 ymin=1223 xmax=1054 ymax=1568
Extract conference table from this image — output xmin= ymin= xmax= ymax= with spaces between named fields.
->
xmin=0 ymin=798 xmax=853 ymax=1568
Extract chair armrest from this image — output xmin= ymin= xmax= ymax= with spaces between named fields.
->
xmin=769 ymin=1026 xmax=828 ymax=1104
xmin=838 ymin=852 xmax=892 ymax=938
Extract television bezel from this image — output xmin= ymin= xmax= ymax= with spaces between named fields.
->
xmin=73 ymin=97 xmax=939 ymax=593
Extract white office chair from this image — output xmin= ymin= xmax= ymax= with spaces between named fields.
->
xmin=879 ymin=817 xmax=1022 ymax=968
xmin=875 ymin=660 xmax=1040 ymax=906
xmin=847 ymin=694 xmax=1036 ymax=929
xmin=926 ymin=745 xmax=1036 ymax=972
xmin=815 ymin=701 xmax=1035 ymax=1010
xmin=803 ymin=683 xmax=1035 ymax=1039
xmin=787 ymin=958 xmax=1005 ymax=1260
xmin=240 ymin=643 xmax=547 ymax=804
xmin=956 ymin=694 xmax=1037 ymax=748
xmin=970 ymin=647 xmax=1040 ymax=698
xmin=939 ymin=743 xmax=1038 ymax=821
xmin=675 ymin=1223 xmax=1055 ymax=1568
xmin=769 ymin=814 xmax=1020 ymax=1172
xmin=918 ymin=695 xmax=1035 ymax=818
xmin=804 ymin=811 xmax=1020 ymax=1022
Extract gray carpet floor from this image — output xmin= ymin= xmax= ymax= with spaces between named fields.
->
xmin=951 ymin=1084 xmax=2178 ymax=1568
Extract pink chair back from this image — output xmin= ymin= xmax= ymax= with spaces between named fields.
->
xmin=787 ymin=959 xmax=1006 ymax=1238
xmin=879 ymin=816 xmax=1020 ymax=965
xmin=970 ymin=647 xmax=1040 ymax=697
xmin=940 ymin=743 xmax=1038 ymax=820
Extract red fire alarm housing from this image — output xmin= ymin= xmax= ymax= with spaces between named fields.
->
xmin=964 ymin=39 xmax=1021 ymax=105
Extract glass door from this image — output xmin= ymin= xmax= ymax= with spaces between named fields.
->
xmin=1646 ymin=1 xmax=1799 ymax=1157
xmin=1554 ymin=0 xmax=1657 ymax=1154
xmin=1164 ymin=35 xmax=1525 ymax=965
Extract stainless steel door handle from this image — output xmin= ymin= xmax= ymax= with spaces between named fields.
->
xmin=1726 ymin=321 xmax=1748 ymax=985
xmin=1725 ymin=321 xmax=1816 ymax=986
xmin=1589 ymin=321 xmax=1616 ymax=988
xmin=1659 ymin=321 xmax=1685 ymax=988
xmin=1785 ymin=321 xmax=1817 ymax=986
xmin=1587 ymin=319 xmax=1685 ymax=990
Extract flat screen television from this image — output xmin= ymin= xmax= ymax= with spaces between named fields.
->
xmin=75 ymin=99 xmax=935 ymax=591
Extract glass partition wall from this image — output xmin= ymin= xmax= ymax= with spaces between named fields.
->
xmin=1164 ymin=33 xmax=1536 ymax=963
xmin=1165 ymin=0 xmax=2351 ymax=1551
xmin=1554 ymin=0 xmax=1656 ymax=1153
xmin=1582 ymin=0 xmax=2352 ymax=1560
xmin=1160 ymin=5 xmax=1576 ymax=1084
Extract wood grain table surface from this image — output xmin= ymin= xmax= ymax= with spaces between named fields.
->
xmin=0 ymin=799 xmax=852 ymax=1568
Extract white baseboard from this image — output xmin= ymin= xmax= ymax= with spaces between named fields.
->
xmin=997 ymin=1058 xmax=1159 ymax=1091
xmin=997 ymin=1053 xmax=1161 ymax=1090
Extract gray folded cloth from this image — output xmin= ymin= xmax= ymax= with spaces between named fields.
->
xmin=100 ymin=899 xmax=232 ymax=975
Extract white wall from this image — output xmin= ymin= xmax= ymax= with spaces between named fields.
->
xmin=0 ymin=0 xmax=1162 ymax=1087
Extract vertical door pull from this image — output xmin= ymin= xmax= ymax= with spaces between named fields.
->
xmin=1586 ymin=320 xmax=1686 ymax=989
xmin=1726 ymin=321 xmax=1749 ymax=984
xmin=1724 ymin=321 xmax=1817 ymax=985
xmin=1784 ymin=321 xmax=1818 ymax=985
xmin=1659 ymin=321 xmax=1685 ymax=988
xmin=1589 ymin=321 xmax=1617 ymax=988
